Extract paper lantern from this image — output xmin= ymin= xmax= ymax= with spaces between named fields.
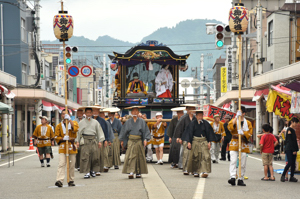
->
xmin=110 ymin=62 xmax=118 ymax=71
xmin=229 ymin=3 xmax=248 ymax=34
xmin=53 ymin=14 xmax=74 ymax=41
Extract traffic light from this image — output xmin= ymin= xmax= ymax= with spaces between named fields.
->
xmin=65 ymin=46 xmax=78 ymax=64
xmin=215 ymin=24 xmax=225 ymax=50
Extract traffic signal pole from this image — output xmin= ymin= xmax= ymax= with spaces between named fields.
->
xmin=61 ymin=1 xmax=70 ymax=183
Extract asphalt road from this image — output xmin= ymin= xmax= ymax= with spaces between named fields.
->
xmin=0 ymin=147 xmax=299 ymax=199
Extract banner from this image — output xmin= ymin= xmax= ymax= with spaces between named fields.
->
xmin=221 ymin=67 xmax=227 ymax=93
xmin=266 ymin=89 xmax=295 ymax=120
xmin=203 ymin=105 xmax=236 ymax=123
xmin=291 ymin=91 xmax=300 ymax=114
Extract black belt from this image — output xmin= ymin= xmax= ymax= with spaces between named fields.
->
xmin=153 ymin=135 xmax=164 ymax=139
xmin=37 ymin=138 xmax=51 ymax=140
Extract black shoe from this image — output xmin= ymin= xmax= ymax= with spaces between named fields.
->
xmin=237 ymin=179 xmax=246 ymax=186
xmin=228 ymin=178 xmax=236 ymax=186
xmin=55 ymin=181 xmax=63 ymax=188
xmin=114 ymin=166 xmax=119 ymax=169
xmin=228 ymin=159 xmax=230 ymax=161
xmin=212 ymin=160 xmax=217 ymax=163
xmin=68 ymin=181 xmax=75 ymax=186
xmin=280 ymin=175 xmax=286 ymax=182
xmin=90 ymin=171 xmax=96 ymax=177
xmin=289 ymin=177 xmax=298 ymax=182
xmin=220 ymin=158 xmax=226 ymax=161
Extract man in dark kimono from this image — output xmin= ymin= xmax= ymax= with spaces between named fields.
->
xmin=168 ymin=107 xmax=185 ymax=168
xmin=220 ymin=115 xmax=232 ymax=161
xmin=183 ymin=110 xmax=216 ymax=178
xmin=74 ymin=107 xmax=85 ymax=171
xmin=119 ymin=106 xmax=151 ymax=179
xmin=106 ymin=108 xmax=122 ymax=169
xmin=174 ymin=104 xmax=197 ymax=175
xmin=91 ymin=106 xmax=109 ymax=176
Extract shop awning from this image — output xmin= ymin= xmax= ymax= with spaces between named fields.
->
xmin=222 ymin=101 xmax=256 ymax=110
xmin=271 ymin=84 xmax=291 ymax=96
xmin=42 ymin=100 xmax=60 ymax=112
xmin=252 ymin=89 xmax=269 ymax=101
xmin=0 ymin=85 xmax=15 ymax=99
xmin=0 ymin=102 xmax=14 ymax=114
xmin=283 ymin=80 xmax=300 ymax=92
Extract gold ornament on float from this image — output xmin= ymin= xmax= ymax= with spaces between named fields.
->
xmin=229 ymin=3 xmax=248 ymax=34
xmin=53 ymin=14 xmax=74 ymax=41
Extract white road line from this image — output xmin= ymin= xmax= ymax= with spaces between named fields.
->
xmin=193 ymin=178 xmax=206 ymax=199
xmin=143 ymin=164 xmax=173 ymax=199
xmin=248 ymin=155 xmax=285 ymax=167
xmin=0 ymin=153 xmax=36 ymax=167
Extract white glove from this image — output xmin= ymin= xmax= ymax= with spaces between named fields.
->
xmin=63 ymin=135 xmax=69 ymax=141
xmin=238 ymin=129 xmax=244 ymax=136
xmin=236 ymin=110 xmax=242 ymax=118
xmin=64 ymin=114 xmax=71 ymax=120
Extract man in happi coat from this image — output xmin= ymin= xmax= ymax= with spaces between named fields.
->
xmin=155 ymin=65 xmax=173 ymax=98
xmin=183 ymin=110 xmax=216 ymax=178
xmin=174 ymin=104 xmax=197 ymax=175
xmin=227 ymin=106 xmax=253 ymax=186
xmin=76 ymin=107 xmax=105 ymax=179
xmin=74 ymin=107 xmax=85 ymax=171
xmin=32 ymin=116 xmax=54 ymax=167
xmin=119 ymin=106 xmax=151 ymax=179
xmin=91 ymin=106 xmax=109 ymax=176
xmin=106 ymin=108 xmax=122 ymax=169
xmin=99 ymin=108 xmax=115 ymax=172
xmin=210 ymin=114 xmax=225 ymax=163
xmin=147 ymin=112 xmax=167 ymax=165
xmin=168 ymin=107 xmax=185 ymax=168
xmin=54 ymin=110 xmax=79 ymax=187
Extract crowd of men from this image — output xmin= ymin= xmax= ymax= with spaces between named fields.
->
xmin=32 ymin=104 xmax=256 ymax=188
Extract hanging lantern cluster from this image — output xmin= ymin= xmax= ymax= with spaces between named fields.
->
xmin=53 ymin=12 xmax=74 ymax=41
xmin=229 ymin=3 xmax=249 ymax=34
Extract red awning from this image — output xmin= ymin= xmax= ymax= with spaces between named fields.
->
xmin=222 ymin=102 xmax=231 ymax=111
xmin=42 ymin=100 xmax=61 ymax=112
xmin=271 ymin=84 xmax=291 ymax=96
xmin=241 ymin=101 xmax=256 ymax=109
xmin=252 ymin=89 xmax=269 ymax=101
xmin=0 ymin=84 xmax=15 ymax=99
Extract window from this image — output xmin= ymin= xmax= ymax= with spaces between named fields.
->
xmin=21 ymin=18 xmax=26 ymax=42
xmin=22 ymin=63 xmax=27 ymax=85
xmin=268 ymin=20 xmax=273 ymax=46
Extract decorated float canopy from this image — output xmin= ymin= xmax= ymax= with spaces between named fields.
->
xmin=109 ymin=40 xmax=190 ymax=70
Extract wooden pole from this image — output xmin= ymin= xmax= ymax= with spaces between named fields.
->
xmin=238 ymin=34 xmax=242 ymax=179
xmin=61 ymin=1 xmax=70 ymax=183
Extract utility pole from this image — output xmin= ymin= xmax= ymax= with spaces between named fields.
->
xmin=102 ymin=54 xmax=106 ymax=107
xmin=256 ymin=0 xmax=263 ymax=75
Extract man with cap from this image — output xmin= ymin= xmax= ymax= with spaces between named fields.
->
xmin=99 ymin=108 xmax=115 ymax=173
xmin=76 ymin=107 xmax=105 ymax=179
xmin=220 ymin=115 xmax=232 ymax=161
xmin=183 ymin=110 xmax=216 ymax=178
xmin=106 ymin=108 xmax=122 ymax=169
xmin=54 ymin=109 xmax=79 ymax=187
xmin=210 ymin=114 xmax=225 ymax=163
xmin=174 ymin=104 xmax=197 ymax=175
xmin=127 ymin=72 xmax=147 ymax=95
xmin=147 ymin=112 xmax=167 ymax=165
xmin=168 ymin=107 xmax=185 ymax=168
xmin=227 ymin=107 xmax=253 ymax=186
xmin=32 ymin=116 xmax=55 ymax=167
xmin=74 ymin=107 xmax=85 ymax=171
xmin=119 ymin=106 xmax=151 ymax=179
xmin=155 ymin=65 xmax=173 ymax=98
xmin=91 ymin=106 xmax=109 ymax=175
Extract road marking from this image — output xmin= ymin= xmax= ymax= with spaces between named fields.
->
xmin=193 ymin=178 xmax=206 ymax=199
xmin=143 ymin=164 xmax=173 ymax=199
xmin=0 ymin=153 xmax=36 ymax=167
xmin=248 ymin=155 xmax=285 ymax=167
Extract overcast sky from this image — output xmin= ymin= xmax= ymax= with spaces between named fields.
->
xmin=40 ymin=0 xmax=232 ymax=43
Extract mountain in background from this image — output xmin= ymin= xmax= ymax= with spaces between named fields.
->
xmin=43 ymin=19 xmax=226 ymax=79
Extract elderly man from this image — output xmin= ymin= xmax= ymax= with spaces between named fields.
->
xmin=54 ymin=110 xmax=79 ymax=187
xmin=127 ymin=72 xmax=147 ymax=95
xmin=148 ymin=112 xmax=167 ymax=165
xmin=210 ymin=114 xmax=225 ymax=164
xmin=32 ymin=116 xmax=54 ymax=167
xmin=107 ymin=108 xmax=122 ymax=169
xmin=183 ymin=110 xmax=216 ymax=178
xmin=119 ymin=106 xmax=151 ymax=179
xmin=168 ymin=107 xmax=185 ymax=168
xmin=174 ymin=104 xmax=197 ymax=175
xmin=76 ymin=107 xmax=105 ymax=179
xmin=227 ymin=107 xmax=253 ymax=186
